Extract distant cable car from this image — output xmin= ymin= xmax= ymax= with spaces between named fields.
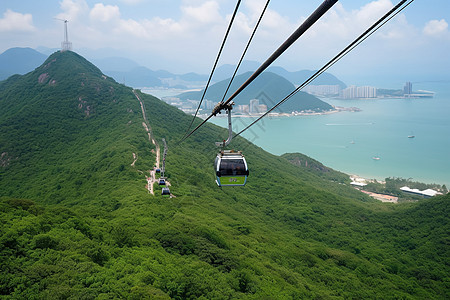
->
xmin=215 ymin=150 xmax=248 ymax=187
xmin=155 ymin=168 xmax=161 ymax=173
xmin=161 ymin=187 xmax=170 ymax=196
xmin=158 ymin=178 xmax=166 ymax=185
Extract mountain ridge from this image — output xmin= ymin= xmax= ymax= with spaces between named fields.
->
xmin=214 ymin=61 xmax=347 ymax=88
xmin=0 ymin=48 xmax=346 ymax=89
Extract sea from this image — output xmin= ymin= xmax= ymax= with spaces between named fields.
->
xmin=144 ymin=82 xmax=450 ymax=187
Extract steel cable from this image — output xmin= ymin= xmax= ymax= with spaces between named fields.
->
xmin=234 ymin=0 xmax=415 ymax=138
xmin=182 ymin=0 xmax=242 ymax=138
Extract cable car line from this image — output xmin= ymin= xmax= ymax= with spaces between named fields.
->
xmin=183 ymin=0 xmax=242 ymax=139
xmin=219 ymin=0 xmax=271 ymax=104
xmin=233 ymin=0 xmax=415 ymax=139
xmin=178 ymin=0 xmax=338 ymax=144
xmin=160 ymin=138 xmax=172 ymax=196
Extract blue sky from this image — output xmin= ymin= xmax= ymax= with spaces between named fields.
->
xmin=0 ymin=0 xmax=449 ymax=86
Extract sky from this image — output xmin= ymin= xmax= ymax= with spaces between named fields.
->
xmin=0 ymin=0 xmax=449 ymax=87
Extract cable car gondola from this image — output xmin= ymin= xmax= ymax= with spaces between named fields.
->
xmin=158 ymin=178 xmax=166 ymax=186
xmin=161 ymin=187 xmax=170 ymax=196
xmin=213 ymin=102 xmax=249 ymax=187
xmin=215 ymin=150 xmax=248 ymax=187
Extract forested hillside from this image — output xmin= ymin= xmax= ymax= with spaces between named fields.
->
xmin=0 ymin=51 xmax=448 ymax=299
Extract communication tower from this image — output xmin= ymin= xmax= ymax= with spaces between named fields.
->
xmin=55 ymin=18 xmax=72 ymax=51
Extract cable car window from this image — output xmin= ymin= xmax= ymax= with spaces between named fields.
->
xmin=220 ymin=159 xmax=247 ymax=176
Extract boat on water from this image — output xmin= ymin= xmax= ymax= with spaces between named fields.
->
xmin=372 ymin=156 xmax=380 ymax=160
xmin=408 ymin=135 xmax=415 ymax=138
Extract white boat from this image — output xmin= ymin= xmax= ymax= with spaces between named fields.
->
xmin=372 ymin=156 xmax=380 ymax=160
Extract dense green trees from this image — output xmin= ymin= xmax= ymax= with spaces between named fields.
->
xmin=0 ymin=51 xmax=449 ymax=299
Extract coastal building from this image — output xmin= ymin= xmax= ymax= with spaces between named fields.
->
xmin=400 ymin=186 xmax=442 ymax=198
xmin=404 ymin=82 xmax=412 ymax=95
xmin=341 ymin=85 xmax=377 ymax=99
xmin=258 ymin=104 xmax=268 ymax=114
xmin=202 ymin=99 xmax=215 ymax=110
xmin=249 ymin=99 xmax=260 ymax=114
xmin=304 ymin=85 xmax=341 ymax=96
xmin=402 ymin=81 xmax=434 ymax=98
xmin=236 ymin=105 xmax=249 ymax=114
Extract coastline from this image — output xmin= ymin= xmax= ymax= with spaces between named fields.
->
xmin=198 ymin=106 xmax=361 ymax=119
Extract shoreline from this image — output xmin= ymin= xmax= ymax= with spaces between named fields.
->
xmin=198 ymin=106 xmax=361 ymax=119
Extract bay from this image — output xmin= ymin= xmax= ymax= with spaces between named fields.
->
xmin=210 ymin=82 xmax=450 ymax=187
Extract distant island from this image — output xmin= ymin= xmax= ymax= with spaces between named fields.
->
xmin=168 ymin=71 xmax=337 ymax=116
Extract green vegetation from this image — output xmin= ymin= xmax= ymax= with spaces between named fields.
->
xmin=281 ymin=152 xmax=350 ymax=184
xmin=0 ymin=51 xmax=449 ymax=299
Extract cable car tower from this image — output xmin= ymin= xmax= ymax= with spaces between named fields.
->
xmin=55 ymin=18 xmax=72 ymax=52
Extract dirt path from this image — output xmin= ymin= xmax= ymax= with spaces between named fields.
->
xmin=131 ymin=153 xmax=138 ymax=167
xmin=133 ymin=89 xmax=161 ymax=195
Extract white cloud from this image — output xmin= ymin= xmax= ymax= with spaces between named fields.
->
xmin=355 ymin=0 xmax=393 ymax=28
xmin=90 ymin=4 xmax=121 ymax=22
xmin=0 ymin=9 xmax=35 ymax=32
xmin=423 ymin=19 xmax=448 ymax=36
xmin=56 ymin=0 xmax=89 ymax=21
xmin=181 ymin=1 xmax=221 ymax=24
xmin=43 ymin=0 xmax=447 ymax=77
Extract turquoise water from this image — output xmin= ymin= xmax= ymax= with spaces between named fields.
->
xmin=210 ymin=82 xmax=450 ymax=186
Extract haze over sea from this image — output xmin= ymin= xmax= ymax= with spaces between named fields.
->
xmin=207 ymin=82 xmax=450 ymax=187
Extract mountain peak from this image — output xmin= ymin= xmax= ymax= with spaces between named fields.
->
xmin=33 ymin=51 xmax=104 ymax=85
xmin=0 ymin=51 xmax=119 ymax=121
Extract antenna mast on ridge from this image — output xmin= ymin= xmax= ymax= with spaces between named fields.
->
xmin=55 ymin=18 xmax=72 ymax=51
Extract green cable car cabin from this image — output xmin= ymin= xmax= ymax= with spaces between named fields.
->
xmin=214 ymin=150 xmax=248 ymax=187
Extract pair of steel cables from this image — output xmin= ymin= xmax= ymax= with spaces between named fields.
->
xmin=179 ymin=0 xmax=415 ymax=144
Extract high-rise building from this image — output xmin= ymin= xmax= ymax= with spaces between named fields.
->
xmin=341 ymin=85 xmax=376 ymax=99
xmin=249 ymin=99 xmax=260 ymax=114
xmin=404 ymin=82 xmax=412 ymax=95
xmin=202 ymin=100 xmax=214 ymax=110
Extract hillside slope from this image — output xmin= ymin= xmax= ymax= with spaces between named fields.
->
xmin=0 ymin=51 xmax=448 ymax=299
xmin=176 ymin=71 xmax=334 ymax=113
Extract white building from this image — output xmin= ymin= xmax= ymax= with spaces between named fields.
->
xmin=249 ymin=99 xmax=260 ymax=114
xmin=341 ymin=85 xmax=377 ymax=99
xmin=400 ymin=186 xmax=442 ymax=198
xmin=304 ymin=85 xmax=341 ymax=96
xmin=236 ymin=105 xmax=249 ymax=114
xmin=258 ymin=104 xmax=268 ymax=114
